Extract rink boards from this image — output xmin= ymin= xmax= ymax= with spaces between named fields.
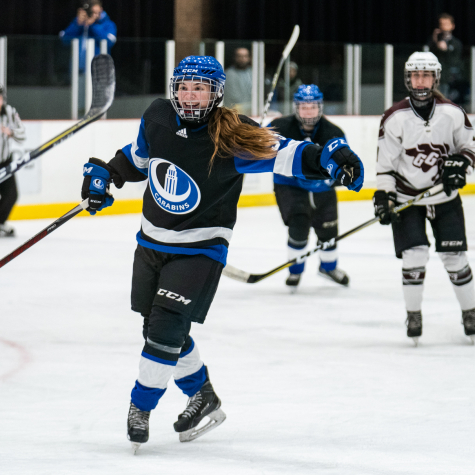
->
xmin=9 ymin=115 xmax=475 ymax=220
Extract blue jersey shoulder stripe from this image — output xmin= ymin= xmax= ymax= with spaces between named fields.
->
xmin=290 ymin=142 xmax=308 ymax=179
xmin=277 ymin=137 xmax=293 ymax=151
xmin=234 ymin=157 xmax=276 ymax=174
xmin=136 ymin=117 xmax=149 ymax=157
xmin=122 ymin=117 xmax=149 ymax=175
xmin=122 ymin=144 xmax=148 ymax=175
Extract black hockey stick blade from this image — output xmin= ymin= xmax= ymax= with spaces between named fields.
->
xmin=223 ymin=183 xmax=444 ymax=284
xmin=0 ymin=54 xmax=116 ymax=184
xmin=260 ymin=25 xmax=300 ymax=126
xmin=0 ymin=200 xmax=89 ymax=269
xmin=86 ymin=53 xmax=116 ymax=118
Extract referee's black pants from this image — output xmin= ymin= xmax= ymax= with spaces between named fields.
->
xmin=0 ymin=175 xmax=18 ymax=224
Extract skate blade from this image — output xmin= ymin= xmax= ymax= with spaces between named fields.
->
xmin=179 ymin=408 xmax=226 ymax=443
xmin=469 ymin=335 xmax=475 ymax=345
xmin=411 ymin=337 xmax=419 ymax=347
xmin=288 ymin=286 xmax=298 ymax=294
xmin=318 ymin=270 xmax=349 ymax=287
xmin=131 ymin=442 xmax=141 ymax=455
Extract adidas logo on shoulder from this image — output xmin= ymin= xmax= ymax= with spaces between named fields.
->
xmin=176 ymin=128 xmax=188 ymax=138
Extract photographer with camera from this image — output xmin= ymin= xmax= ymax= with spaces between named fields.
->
xmin=428 ymin=13 xmax=464 ymax=102
xmin=60 ymin=0 xmax=116 ymax=73
xmin=60 ymin=1 xmax=116 ymax=113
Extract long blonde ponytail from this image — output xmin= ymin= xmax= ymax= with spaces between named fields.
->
xmin=208 ymin=107 xmax=280 ymax=169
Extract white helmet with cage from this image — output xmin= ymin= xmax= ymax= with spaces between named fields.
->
xmin=404 ymin=51 xmax=442 ymax=100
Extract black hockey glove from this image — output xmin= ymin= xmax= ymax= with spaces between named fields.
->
xmin=373 ymin=190 xmax=398 ymax=225
xmin=442 ymin=154 xmax=471 ymax=196
xmin=82 ymin=157 xmax=115 ymax=215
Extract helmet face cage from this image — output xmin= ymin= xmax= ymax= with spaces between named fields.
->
xmin=404 ymin=53 xmax=441 ymax=100
xmin=293 ymin=84 xmax=324 ymax=127
xmin=169 ymin=55 xmax=225 ymax=123
xmin=170 ymin=75 xmax=224 ymax=122
xmin=294 ymin=100 xmax=323 ymax=127
xmin=404 ymin=70 xmax=441 ymax=100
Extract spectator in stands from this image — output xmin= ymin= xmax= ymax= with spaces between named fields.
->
xmin=60 ymin=0 xmax=117 ymax=114
xmin=224 ymin=47 xmax=253 ymax=115
xmin=428 ymin=13 xmax=464 ymax=101
xmin=0 ymin=85 xmax=26 ymax=237
xmin=276 ymin=61 xmax=303 ymax=105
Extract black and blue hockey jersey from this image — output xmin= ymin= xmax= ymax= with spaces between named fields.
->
xmin=108 ymin=99 xmax=334 ymax=265
xmin=269 ymin=114 xmax=346 ymax=193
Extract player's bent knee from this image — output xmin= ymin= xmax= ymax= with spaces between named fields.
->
xmin=316 ymin=220 xmax=338 ymax=244
xmin=402 ymin=245 xmax=430 ymax=269
xmin=440 ymin=252 xmax=473 ymax=286
xmin=288 ymin=214 xmax=311 ymax=243
xmin=147 ymin=306 xmax=191 ymax=349
xmin=439 ymin=251 xmax=468 ymax=271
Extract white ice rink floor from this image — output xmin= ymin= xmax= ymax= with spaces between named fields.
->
xmin=1 ymin=197 xmax=474 ymax=475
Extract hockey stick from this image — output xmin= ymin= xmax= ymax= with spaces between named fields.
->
xmin=260 ymin=25 xmax=300 ymax=126
xmin=0 ymin=54 xmax=115 ymax=184
xmin=0 ymin=200 xmax=89 ymax=269
xmin=223 ymin=184 xmax=444 ymax=283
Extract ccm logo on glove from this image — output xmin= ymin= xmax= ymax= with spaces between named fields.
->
xmin=327 ymin=138 xmax=345 ymax=153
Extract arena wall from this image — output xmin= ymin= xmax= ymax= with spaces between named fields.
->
xmin=9 ymin=116 xmax=475 ymax=220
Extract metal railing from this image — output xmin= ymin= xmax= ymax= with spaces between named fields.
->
xmin=1 ymin=35 xmax=475 ymax=120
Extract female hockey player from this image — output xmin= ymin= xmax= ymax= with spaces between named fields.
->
xmin=374 ymin=51 xmax=475 ymax=344
xmin=80 ymin=56 xmax=364 ymax=452
xmin=270 ymin=84 xmax=349 ymax=289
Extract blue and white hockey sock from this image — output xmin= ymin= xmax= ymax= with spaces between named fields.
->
xmin=131 ymin=339 xmax=181 ymax=411
xmin=319 ymin=248 xmax=337 ymax=272
xmin=174 ymin=337 xmax=207 ymax=397
xmin=288 ymin=240 xmax=307 ymax=275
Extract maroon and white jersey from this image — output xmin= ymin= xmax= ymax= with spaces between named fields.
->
xmin=377 ymin=96 xmax=475 ymax=205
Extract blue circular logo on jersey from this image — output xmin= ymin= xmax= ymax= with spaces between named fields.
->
xmin=148 ymin=158 xmax=201 ymax=214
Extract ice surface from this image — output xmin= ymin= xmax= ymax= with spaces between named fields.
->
xmin=1 ymin=198 xmax=474 ymax=474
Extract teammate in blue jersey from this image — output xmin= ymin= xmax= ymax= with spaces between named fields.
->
xmin=80 ymin=56 xmax=364 ymax=452
xmin=270 ymin=85 xmax=350 ymax=289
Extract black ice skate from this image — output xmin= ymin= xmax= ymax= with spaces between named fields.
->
xmin=173 ymin=369 xmax=226 ymax=442
xmin=462 ymin=308 xmax=475 ymax=344
xmin=127 ymin=402 xmax=150 ymax=454
xmin=318 ymin=266 xmax=349 ymax=286
xmin=406 ymin=311 xmax=422 ymax=346
xmin=0 ymin=224 xmax=15 ymax=238
xmin=286 ymin=273 xmax=301 ymax=292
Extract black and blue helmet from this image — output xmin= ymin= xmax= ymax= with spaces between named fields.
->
xmin=170 ymin=55 xmax=226 ymax=123
xmin=293 ymin=84 xmax=324 ymax=127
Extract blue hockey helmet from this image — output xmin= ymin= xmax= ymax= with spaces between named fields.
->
xmin=293 ymin=84 xmax=324 ymax=127
xmin=170 ymin=55 xmax=226 ymax=123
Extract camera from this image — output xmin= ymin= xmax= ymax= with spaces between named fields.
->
xmin=82 ymin=2 xmax=94 ymax=17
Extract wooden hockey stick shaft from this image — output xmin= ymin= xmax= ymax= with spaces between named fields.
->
xmin=260 ymin=25 xmax=300 ymax=126
xmin=0 ymin=200 xmax=89 ymax=269
xmin=223 ymin=184 xmax=444 ymax=284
